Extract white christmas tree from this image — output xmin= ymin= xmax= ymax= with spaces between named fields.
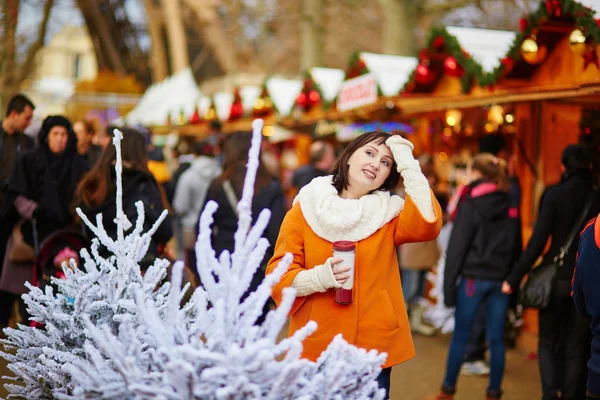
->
xmin=2 ymin=120 xmax=386 ymax=399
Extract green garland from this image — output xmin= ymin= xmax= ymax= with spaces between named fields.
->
xmin=403 ymin=0 xmax=600 ymax=93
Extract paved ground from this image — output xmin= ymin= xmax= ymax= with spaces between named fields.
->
xmin=0 ymin=332 xmax=541 ymax=400
xmin=391 ymin=333 xmax=541 ymax=400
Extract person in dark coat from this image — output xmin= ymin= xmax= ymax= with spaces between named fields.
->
xmin=0 ymin=115 xmax=88 ymax=327
xmin=428 ymin=153 xmax=521 ymax=400
xmin=503 ymin=144 xmax=600 ymax=400
xmin=0 ymin=94 xmax=36 ymax=330
xmin=75 ymin=128 xmax=172 ymax=270
xmin=199 ymin=131 xmax=284 ymax=323
xmin=572 ymin=214 xmax=600 ymax=400
xmin=291 ymin=140 xmax=335 ymax=190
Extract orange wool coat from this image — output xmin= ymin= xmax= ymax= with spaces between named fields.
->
xmin=266 ymin=194 xmax=442 ymax=368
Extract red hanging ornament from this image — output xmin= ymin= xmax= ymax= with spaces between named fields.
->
xmin=418 ymin=49 xmax=429 ymax=61
xmin=519 ymin=17 xmax=528 ymax=32
xmin=501 ymin=56 xmax=515 ymax=73
xmin=583 ymin=48 xmax=599 ymax=70
xmin=189 ymin=105 xmax=202 ymax=125
xmin=545 ymin=0 xmax=562 ymax=17
xmin=355 ymin=58 xmax=367 ymax=72
xmin=296 ymin=78 xmax=321 ymax=112
xmin=308 ymin=90 xmax=320 ymax=104
xmin=415 ymin=63 xmax=436 ymax=85
xmin=228 ymin=88 xmax=244 ymax=122
xmin=596 ymin=19 xmax=600 ymax=28
xmin=432 ymin=36 xmax=446 ymax=51
xmin=443 ymin=56 xmax=464 ymax=77
xmin=296 ymin=92 xmax=307 ymax=108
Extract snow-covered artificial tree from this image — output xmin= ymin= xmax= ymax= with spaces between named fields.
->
xmin=2 ymin=120 xmax=386 ymax=399
xmin=423 ymin=223 xmax=455 ymax=334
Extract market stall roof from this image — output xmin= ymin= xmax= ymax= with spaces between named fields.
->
xmin=126 ymin=68 xmax=202 ymax=126
xmin=446 ymin=26 xmax=516 ymax=73
xmin=360 ymin=52 xmax=418 ymax=96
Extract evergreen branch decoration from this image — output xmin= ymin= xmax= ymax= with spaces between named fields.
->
xmin=403 ymin=0 xmax=600 ymax=94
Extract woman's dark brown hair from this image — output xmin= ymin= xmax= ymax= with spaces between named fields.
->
xmin=75 ymin=127 xmax=168 ymax=208
xmin=214 ymin=131 xmax=272 ymax=195
xmin=332 ymin=131 xmax=401 ymax=194
xmin=470 ymin=153 xmax=509 ymax=192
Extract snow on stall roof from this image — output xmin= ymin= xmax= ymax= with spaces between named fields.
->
xmin=310 ymin=67 xmax=345 ymax=102
xmin=446 ymin=26 xmax=517 ymax=73
xmin=360 ymin=52 xmax=418 ymax=96
xmin=126 ymin=67 xmax=202 ymax=126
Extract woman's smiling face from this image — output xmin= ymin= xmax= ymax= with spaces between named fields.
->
xmin=346 ymin=140 xmax=394 ymax=196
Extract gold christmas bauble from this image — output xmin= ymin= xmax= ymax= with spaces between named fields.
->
xmin=520 ymin=37 xmax=547 ymax=64
xmin=569 ymin=28 xmax=588 ymax=55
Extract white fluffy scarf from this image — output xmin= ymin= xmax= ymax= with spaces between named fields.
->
xmin=294 ymin=176 xmax=404 ymax=242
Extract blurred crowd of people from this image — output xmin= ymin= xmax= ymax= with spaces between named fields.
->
xmin=2 ymin=92 xmax=600 ymax=399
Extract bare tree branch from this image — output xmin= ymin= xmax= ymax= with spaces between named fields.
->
xmin=16 ymin=0 xmax=54 ymax=84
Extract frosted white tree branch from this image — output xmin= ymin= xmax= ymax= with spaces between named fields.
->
xmin=2 ymin=121 xmax=386 ymax=400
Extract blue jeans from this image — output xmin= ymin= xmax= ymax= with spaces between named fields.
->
xmin=375 ymin=367 xmax=391 ymax=399
xmin=443 ymin=278 xmax=509 ymax=393
xmin=401 ymin=269 xmax=427 ymax=305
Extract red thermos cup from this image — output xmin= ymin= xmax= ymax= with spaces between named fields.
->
xmin=333 ymin=241 xmax=356 ymax=304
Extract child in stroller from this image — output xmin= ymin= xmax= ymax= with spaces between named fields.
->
xmin=33 ymin=229 xmax=89 ymax=294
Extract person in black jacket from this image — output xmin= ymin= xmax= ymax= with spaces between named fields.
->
xmin=503 ymin=144 xmax=600 ymax=400
xmin=0 ymin=115 xmax=88 ymax=327
xmin=199 ymin=131 xmax=284 ymax=323
xmin=75 ymin=128 xmax=172 ymax=270
xmin=572 ymin=214 xmax=600 ymax=400
xmin=429 ymin=153 xmax=521 ymax=400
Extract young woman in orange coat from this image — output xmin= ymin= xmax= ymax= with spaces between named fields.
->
xmin=266 ymin=131 xmax=443 ymax=398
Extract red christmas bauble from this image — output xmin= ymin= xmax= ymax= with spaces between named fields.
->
xmin=296 ymin=92 xmax=307 ymax=107
xmin=443 ymin=56 xmax=464 ymax=77
xmin=501 ymin=56 xmax=515 ymax=72
xmin=418 ymin=49 xmax=429 ymax=61
xmin=308 ymin=90 xmax=320 ymax=104
xmin=432 ymin=36 xmax=446 ymax=51
xmin=415 ymin=63 xmax=436 ymax=85
xmin=189 ymin=107 xmax=202 ymax=124
xmin=519 ymin=17 xmax=528 ymax=32
xmin=228 ymin=103 xmax=244 ymax=122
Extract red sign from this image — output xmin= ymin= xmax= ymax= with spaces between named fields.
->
xmin=337 ymin=74 xmax=378 ymax=112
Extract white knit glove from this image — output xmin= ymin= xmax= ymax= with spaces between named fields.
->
xmin=292 ymin=257 xmax=342 ymax=297
xmin=385 ymin=135 xmax=436 ymax=222
xmin=385 ymin=135 xmax=419 ymax=172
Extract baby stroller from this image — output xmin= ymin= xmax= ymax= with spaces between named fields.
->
xmin=33 ymin=228 xmax=89 ymax=293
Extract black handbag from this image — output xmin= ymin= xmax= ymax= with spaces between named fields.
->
xmin=519 ymin=188 xmax=596 ymax=309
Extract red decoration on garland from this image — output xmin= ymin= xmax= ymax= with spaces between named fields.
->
xmin=418 ymin=49 xmax=429 ymax=61
xmin=583 ymin=48 xmax=599 ymax=70
xmin=415 ymin=63 xmax=436 ymax=85
xmin=295 ymin=78 xmax=321 ymax=112
xmin=443 ymin=56 xmax=464 ymax=78
xmin=545 ymin=0 xmax=562 ymax=18
xmin=228 ymin=88 xmax=244 ymax=122
xmin=189 ymin=105 xmax=202 ymax=125
xmin=596 ymin=19 xmax=600 ymax=28
xmin=501 ymin=56 xmax=515 ymax=72
xmin=519 ymin=17 xmax=528 ymax=32
xmin=432 ymin=36 xmax=445 ymax=51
